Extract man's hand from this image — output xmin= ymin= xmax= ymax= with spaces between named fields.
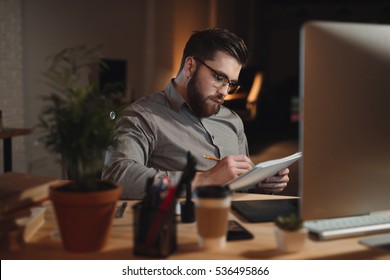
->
xmin=192 ymin=154 xmax=253 ymax=188
xmin=256 ymin=168 xmax=290 ymax=194
xmin=192 ymin=156 xmax=290 ymax=195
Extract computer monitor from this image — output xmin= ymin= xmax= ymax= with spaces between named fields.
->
xmin=299 ymin=21 xmax=390 ymax=221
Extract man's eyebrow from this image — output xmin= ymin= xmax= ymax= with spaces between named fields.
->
xmin=214 ymin=69 xmax=239 ymax=83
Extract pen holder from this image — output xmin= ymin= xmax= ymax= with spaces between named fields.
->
xmin=133 ymin=202 xmax=177 ymax=258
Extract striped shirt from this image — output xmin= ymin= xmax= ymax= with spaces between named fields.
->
xmin=102 ymin=80 xmax=248 ymax=199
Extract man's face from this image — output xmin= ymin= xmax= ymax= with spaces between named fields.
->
xmin=187 ymin=51 xmax=241 ymax=117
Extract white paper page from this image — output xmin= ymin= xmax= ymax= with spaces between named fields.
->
xmin=226 ymin=152 xmax=302 ymax=191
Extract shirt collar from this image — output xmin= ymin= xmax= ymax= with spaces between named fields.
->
xmin=163 ymin=79 xmax=187 ymax=112
xmin=163 ymin=79 xmax=222 ymax=116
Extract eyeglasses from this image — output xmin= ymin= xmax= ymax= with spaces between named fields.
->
xmin=194 ymin=58 xmax=241 ymax=94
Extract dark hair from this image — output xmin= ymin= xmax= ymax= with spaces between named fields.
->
xmin=179 ymin=28 xmax=249 ymax=71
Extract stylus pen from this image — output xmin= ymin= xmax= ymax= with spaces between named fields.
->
xmin=203 ymin=155 xmax=221 ymax=161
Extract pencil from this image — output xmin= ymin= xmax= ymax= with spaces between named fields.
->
xmin=203 ymin=155 xmax=221 ymax=161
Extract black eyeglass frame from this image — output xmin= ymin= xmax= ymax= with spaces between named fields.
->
xmin=193 ymin=57 xmax=241 ymax=94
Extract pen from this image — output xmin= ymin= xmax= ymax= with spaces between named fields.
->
xmin=115 ymin=201 xmax=127 ymax=218
xmin=203 ymin=155 xmax=221 ymax=161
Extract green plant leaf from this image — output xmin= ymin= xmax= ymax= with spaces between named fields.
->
xmin=37 ymin=44 xmax=123 ymax=187
xmin=275 ymin=213 xmax=303 ymax=231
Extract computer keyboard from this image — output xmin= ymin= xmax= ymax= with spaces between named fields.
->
xmin=304 ymin=213 xmax=390 ymax=240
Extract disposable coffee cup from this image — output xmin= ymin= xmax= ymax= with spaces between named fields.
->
xmin=193 ymin=185 xmax=231 ymax=249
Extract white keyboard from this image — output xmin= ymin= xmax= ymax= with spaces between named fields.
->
xmin=304 ymin=213 xmax=390 ymax=240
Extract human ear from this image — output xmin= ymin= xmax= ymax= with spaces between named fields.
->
xmin=184 ymin=57 xmax=196 ymax=78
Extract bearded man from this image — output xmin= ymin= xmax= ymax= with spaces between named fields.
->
xmin=102 ymin=28 xmax=289 ymax=199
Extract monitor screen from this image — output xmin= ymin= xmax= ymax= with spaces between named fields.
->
xmin=299 ymin=21 xmax=390 ymax=220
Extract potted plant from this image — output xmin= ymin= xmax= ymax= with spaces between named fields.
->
xmin=38 ymin=45 xmax=122 ymax=253
xmin=274 ymin=213 xmax=307 ymax=252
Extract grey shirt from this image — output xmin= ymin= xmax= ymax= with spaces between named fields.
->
xmin=102 ymin=80 xmax=249 ymax=199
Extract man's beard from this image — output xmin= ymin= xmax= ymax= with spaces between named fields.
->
xmin=187 ymin=70 xmax=222 ymax=117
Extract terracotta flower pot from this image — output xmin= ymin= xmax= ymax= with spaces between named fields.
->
xmin=49 ymin=180 xmax=121 ymax=253
xmin=274 ymin=226 xmax=307 ymax=252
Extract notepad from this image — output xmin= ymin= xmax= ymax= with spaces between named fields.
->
xmin=226 ymin=152 xmax=302 ymax=191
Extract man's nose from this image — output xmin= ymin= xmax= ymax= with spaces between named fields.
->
xmin=217 ymin=84 xmax=229 ymax=97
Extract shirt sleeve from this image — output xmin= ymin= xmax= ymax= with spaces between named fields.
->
xmin=101 ymin=103 xmax=184 ymax=199
xmin=235 ymin=112 xmax=250 ymax=156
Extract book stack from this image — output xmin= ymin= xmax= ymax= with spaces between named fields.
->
xmin=0 ymin=172 xmax=57 ymax=250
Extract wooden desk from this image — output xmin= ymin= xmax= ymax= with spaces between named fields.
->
xmin=0 ymin=128 xmax=31 ymax=172
xmin=1 ymin=193 xmax=389 ymax=260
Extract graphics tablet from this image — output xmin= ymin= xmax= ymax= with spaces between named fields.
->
xmin=231 ymin=199 xmax=299 ymax=223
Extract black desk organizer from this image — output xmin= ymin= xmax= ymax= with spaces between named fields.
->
xmin=133 ymin=152 xmax=196 ymax=258
xmin=133 ymin=202 xmax=177 ymax=258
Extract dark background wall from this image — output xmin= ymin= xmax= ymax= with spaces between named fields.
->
xmin=2 ymin=0 xmax=389 ymax=176
xmin=217 ymin=0 xmax=390 ymax=143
